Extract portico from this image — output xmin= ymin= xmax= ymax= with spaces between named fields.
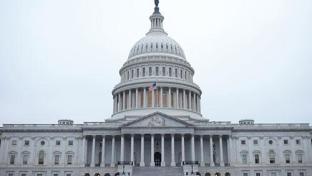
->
xmin=82 ymin=113 xmax=231 ymax=168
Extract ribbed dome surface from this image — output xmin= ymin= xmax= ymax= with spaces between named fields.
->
xmin=128 ymin=32 xmax=186 ymax=60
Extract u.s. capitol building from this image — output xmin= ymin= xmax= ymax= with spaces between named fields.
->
xmin=0 ymin=1 xmax=311 ymax=176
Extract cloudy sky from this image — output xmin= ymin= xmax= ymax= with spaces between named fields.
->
xmin=0 ymin=0 xmax=311 ymax=124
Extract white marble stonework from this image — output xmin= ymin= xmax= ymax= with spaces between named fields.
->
xmin=0 ymin=1 xmax=312 ymax=176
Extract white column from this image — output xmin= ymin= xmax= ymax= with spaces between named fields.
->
xmin=168 ymin=87 xmax=171 ymax=108
xmin=118 ymin=93 xmax=121 ymax=112
xmin=181 ymin=135 xmax=185 ymax=165
xmin=198 ymin=96 xmax=201 ymax=113
xmin=171 ymin=134 xmax=176 ymax=166
xmin=183 ymin=89 xmax=186 ymax=109
xmin=150 ymin=134 xmax=155 ymax=166
xmin=176 ymin=88 xmax=179 ymax=108
xmin=111 ymin=136 xmax=115 ymax=167
xmin=130 ymin=134 xmax=134 ymax=165
xmin=192 ymin=93 xmax=196 ymax=112
xmin=91 ymin=135 xmax=96 ymax=167
xmin=160 ymin=87 xmax=163 ymax=108
xmin=120 ymin=135 xmax=124 ymax=162
xmin=219 ymin=135 xmax=224 ymax=166
xmin=161 ymin=134 xmax=165 ymax=166
xmin=143 ymin=88 xmax=147 ymax=108
xmin=128 ymin=90 xmax=132 ymax=109
xmin=200 ymin=135 xmax=204 ymax=166
xmin=227 ymin=136 xmax=231 ymax=165
xmin=210 ymin=136 xmax=214 ymax=166
xmin=140 ymin=135 xmax=145 ymax=166
xmin=122 ymin=91 xmax=126 ymax=110
xmin=101 ymin=136 xmax=106 ymax=167
xmin=191 ymin=135 xmax=195 ymax=162
xmin=152 ymin=88 xmax=155 ymax=108
xmin=188 ymin=91 xmax=192 ymax=110
xmin=82 ymin=136 xmax=86 ymax=166
xmin=135 ymin=88 xmax=138 ymax=109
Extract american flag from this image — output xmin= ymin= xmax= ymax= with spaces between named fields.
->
xmin=148 ymin=81 xmax=157 ymax=91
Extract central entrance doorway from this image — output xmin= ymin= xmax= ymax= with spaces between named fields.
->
xmin=154 ymin=152 xmax=161 ymax=166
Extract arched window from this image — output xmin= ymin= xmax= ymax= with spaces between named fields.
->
xmin=38 ymin=150 xmax=45 ymax=165
xmin=269 ymin=150 xmax=275 ymax=164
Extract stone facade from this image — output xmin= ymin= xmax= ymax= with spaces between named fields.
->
xmin=0 ymin=1 xmax=311 ymax=176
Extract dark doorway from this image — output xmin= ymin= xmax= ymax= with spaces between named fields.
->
xmin=154 ymin=152 xmax=161 ymax=166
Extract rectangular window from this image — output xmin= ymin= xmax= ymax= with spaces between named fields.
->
xmin=284 ymin=140 xmax=288 ymax=145
xmin=162 ymin=67 xmax=165 ymax=76
xmin=21 ymin=174 xmax=27 ymax=176
xmin=242 ymin=154 xmax=247 ymax=164
xmin=37 ymin=174 xmax=43 ymax=176
xmin=296 ymin=139 xmax=301 ymax=145
xmin=56 ymin=140 xmax=60 ymax=145
xmin=8 ymin=174 xmax=13 ymax=176
xmin=175 ymin=68 xmax=178 ymax=77
xmin=241 ymin=140 xmax=246 ymax=145
xmin=300 ymin=172 xmax=304 ymax=176
xmin=149 ymin=67 xmax=152 ymax=76
xmin=24 ymin=140 xmax=29 ymax=146
xmin=297 ymin=154 xmax=303 ymax=163
xmin=10 ymin=154 xmax=15 ymax=165
xmin=67 ymin=155 xmax=73 ymax=165
xmin=169 ymin=68 xmax=172 ymax=76
xmin=256 ymin=173 xmax=261 ymax=176
xmin=253 ymin=140 xmax=258 ymax=145
xmin=136 ymin=68 xmax=139 ymax=77
xmin=255 ymin=154 xmax=260 ymax=164
xmin=156 ymin=67 xmax=159 ymax=76
xmin=287 ymin=173 xmax=292 ymax=176
xmin=66 ymin=174 xmax=71 ymax=176
xmin=12 ymin=140 xmax=17 ymax=145
xmin=68 ymin=140 xmax=73 ymax=146
xmin=142 ymin=68 xmax=145 ymax=77
xmin=23 ymin=155 xmax=29 ymax=165
xmin=54 ymin=155 xmax=60 ymax=165
xmin=243 ymin=173 xmax=248 ymax=176
xmin=53 ymin=174 xmax=59 ymax=176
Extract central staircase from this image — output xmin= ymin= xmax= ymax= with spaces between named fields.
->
xmin=132 ymin=166 xmax=183 ymax=176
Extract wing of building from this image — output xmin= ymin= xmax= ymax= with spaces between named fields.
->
xmin=1 ymin=1 xmax=312 ymax=176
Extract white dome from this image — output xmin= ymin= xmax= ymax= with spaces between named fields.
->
xmin=128 ymin=32 xmax=186 ymax=60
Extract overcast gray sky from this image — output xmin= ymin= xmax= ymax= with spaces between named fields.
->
xmin=0 ymin=0 xmax=311 ymax=125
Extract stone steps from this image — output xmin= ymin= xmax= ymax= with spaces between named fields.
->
xmin=133 ymin=166 xmax=183 ymax=176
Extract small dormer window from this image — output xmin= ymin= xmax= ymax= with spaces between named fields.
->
xmin=269 ymin=140 xmax=273 ymax=145
xmin=296 ymin=139 xmax=301 ymax=145
xmin=24 ymin=140 xmax=30 ymax=146
xmin=41 ymin=141 xmax=45 ymax=146
xmin=68 ymin=140 xmax=73 ymax=146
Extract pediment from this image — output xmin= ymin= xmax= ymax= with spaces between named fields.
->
xmin=123 ymin=112 xmax=193 ymax=128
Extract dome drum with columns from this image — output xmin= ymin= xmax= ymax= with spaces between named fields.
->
xmin=111 ymin=1 xmax=202 ymax=120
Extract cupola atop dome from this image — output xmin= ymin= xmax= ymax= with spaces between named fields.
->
xmin=128 ymin=0 xmax=186 ymax=60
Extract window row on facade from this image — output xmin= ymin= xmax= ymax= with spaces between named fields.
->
xmin=113 ymin=87 xmax=200 ymax=113
xmin=6 ymin=171 xmax=74 ymax=176
xmin=8 ymin=150 xmax=75 ymax=166
xmin=240 ymin=138 xmax=304 ymax=146
xmin=129 ymin=42 xmax=184 ymax=58
xmin=240 ymin=149 xmax=304 ymax=165
xmin=121 ymin=65 xmax=192 ymax=82
xmin=10 ymin=139 xmax=74 ymax=147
